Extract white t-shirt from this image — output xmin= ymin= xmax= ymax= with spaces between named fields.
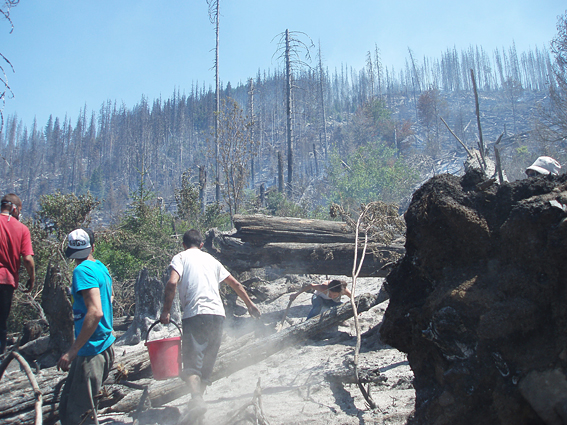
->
xmin=170 ymin=248 xmax=230 ymax=319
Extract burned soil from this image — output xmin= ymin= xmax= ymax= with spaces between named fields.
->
xmin=381 ymin=170 xmax=567 ymax=425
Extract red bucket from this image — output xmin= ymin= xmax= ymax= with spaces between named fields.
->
xmin=145 ymin=320 xmax=182 ymax=380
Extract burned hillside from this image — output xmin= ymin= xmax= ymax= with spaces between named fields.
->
xmin=381 ymin=170 xmax=567 ymax=424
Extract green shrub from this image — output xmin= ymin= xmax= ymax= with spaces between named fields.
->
xmin=327 ymin=141 xmax=418 ymax=207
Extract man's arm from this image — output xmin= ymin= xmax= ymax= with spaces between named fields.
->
xmin=160 ymin=268 xmax=180 ymax=324
xmin=223 ymin=275 xmax=261 ymax=318
xmin=57 ymin=287 xmax=102 ymax=371
xmin=290 ymin=282 xmax=333 ymax=301
xmin=22 ymin=254 xmax=35 ymax=293
xmin=289 ymin=283 xmax=315 ymax=301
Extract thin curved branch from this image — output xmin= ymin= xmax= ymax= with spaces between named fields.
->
xmin=271 ymin=30 xmax=314 ymax=70
xmin=0 ymin=350 xmax=43 ymax=425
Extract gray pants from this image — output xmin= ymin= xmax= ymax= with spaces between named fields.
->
xmin=59 ymin=345 xmax=114 ymax=425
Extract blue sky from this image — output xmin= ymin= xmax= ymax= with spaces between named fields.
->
xmin=1 ymin=1 xmax=565 ymax=129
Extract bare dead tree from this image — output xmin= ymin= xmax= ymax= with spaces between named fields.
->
xmin=317 ymin=41 xmax=329 ymax=161
xmin=272 ymin=29 xmax=313 ymax=198
xmin=470 ymin=68 xmax=487 ymax=169
xmin=215 ymin=98 xmax=258 ymax=224
xmin=534 ymin=11 xmax=567 ymax=154
xmin=207 ymin=0 xmax=221 ymax=203
xmin=0 ymin=0 xmax=19 ymax=132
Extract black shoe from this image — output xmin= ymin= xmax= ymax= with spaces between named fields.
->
xmin=177 ymin=397 xmax=207 ymax=425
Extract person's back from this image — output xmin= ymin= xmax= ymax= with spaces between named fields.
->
xmin=0 ymin=194 xmax=35 ymax=354
xmin=71 ymin=258 xmax=115 ymax=356
xmin=173 ymin=248 xmax=227 ymax=318
xmin=0 ymin=212 xmax=31 ymax=286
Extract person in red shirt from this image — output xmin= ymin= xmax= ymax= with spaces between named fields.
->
xmin=0 ymin=193 xmax=35 ymax=354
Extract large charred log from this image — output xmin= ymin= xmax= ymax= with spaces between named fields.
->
xmin=204 ymin=228 xmax=404 ymax=277
xmin=232 ymin=214 xmax=358 ymax=244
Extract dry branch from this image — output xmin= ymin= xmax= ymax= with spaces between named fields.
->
xmin=0 ymin=350 xmax=43 ymax=425
xmin=440 ymin=116 xmax=474 ymax=158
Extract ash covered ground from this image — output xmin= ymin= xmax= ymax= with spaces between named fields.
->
xmin=96 ymin=276 xmax=415 ymax=425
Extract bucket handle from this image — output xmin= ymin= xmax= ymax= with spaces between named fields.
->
xmin=145 ymin=319 xmax=182 ymax=344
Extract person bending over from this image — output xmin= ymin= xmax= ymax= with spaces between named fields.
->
xmin=290 ymin=279 xmax=352 ymax=319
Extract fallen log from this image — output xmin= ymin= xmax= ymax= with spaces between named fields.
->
xmin=233 ymin=214 xmax=357 ymax=244
xmin=211 ymin=291 xmax=387 ymax=380
xmin=205 ymin=228 xmax=404 ymax=277
xmin=1 ymin=292 xmax=388 ymax=424
xmin=101 ymin=291 xmax=388 ymax=416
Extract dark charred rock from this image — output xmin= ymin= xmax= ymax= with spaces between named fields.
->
xmin=381 ymin=170 xmax=567 ymax=425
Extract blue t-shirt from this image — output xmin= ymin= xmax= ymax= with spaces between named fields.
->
xmin=71 ymin=259 xmax=115 ymax=356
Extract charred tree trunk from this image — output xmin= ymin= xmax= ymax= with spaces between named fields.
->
xmin=199 ymin=165 xmax=206 ymax=215
xmin=259 ymin=184 xmax=265 ymax=208
xmin=39 ymin=263 xmax=73 ymax=367
xmin=117 ymin=269 xmax=182 ymax=346
xmin=277 ymin=152 xmax=284 ymax=193
xmin=318 ymin=42 xmax=328 ymax=161
xmin=233 ymin=214 xmax=357 ymax=244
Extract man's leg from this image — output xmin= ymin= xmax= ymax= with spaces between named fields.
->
xmin=59 ymin=346 xmax=113 ymax=425
xmin=181 ymin=316 xmax=209 ymax=419
xmin=0 ymin=285 xmax=15 ymax=354
xmin=307 ymin=295 xmax=323 ymax=319
xmin=186 ymin=374 xmax=202 ymax=396
xmin=180 ymin=315 xmax=224 ymax=422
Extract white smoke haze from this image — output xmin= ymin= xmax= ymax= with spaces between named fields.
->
xmin=99 ymin=274 xmax=414 ymax=424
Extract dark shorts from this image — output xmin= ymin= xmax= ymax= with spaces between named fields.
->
xmin=182 ymin=314 xmax=224 ymax=384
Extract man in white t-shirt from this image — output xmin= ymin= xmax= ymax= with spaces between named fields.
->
xmin=160 ymin=229 xmax=260 ymax=420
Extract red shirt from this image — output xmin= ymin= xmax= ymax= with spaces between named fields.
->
xmin=0 ymin=214 xmax=34 ymax=288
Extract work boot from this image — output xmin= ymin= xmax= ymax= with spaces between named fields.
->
xmin=177 ymin=395 xmax=207 ymax=425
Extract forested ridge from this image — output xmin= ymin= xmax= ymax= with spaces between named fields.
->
xmin=0 ymin=40 xmax=562 ymax=219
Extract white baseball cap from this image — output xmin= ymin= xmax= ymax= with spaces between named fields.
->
xmin=526 ymin=156 xmax=561 ymax=176
xmin=65 ymin=229 xmax=93 ymax=259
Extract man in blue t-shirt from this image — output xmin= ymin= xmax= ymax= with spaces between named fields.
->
xmin=57 ymin=228 xmax=115 ymax=425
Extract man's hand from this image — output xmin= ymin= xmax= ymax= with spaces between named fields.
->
xmin=57 ymin=348 xmax=77 ymax=372
xmin=247 ymin=303 xmax=261 ymax=319
xmin=160 ymin=311 xmax=170 ymax=324
xmin=22 ymin=278 xmax=34 ymax=293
